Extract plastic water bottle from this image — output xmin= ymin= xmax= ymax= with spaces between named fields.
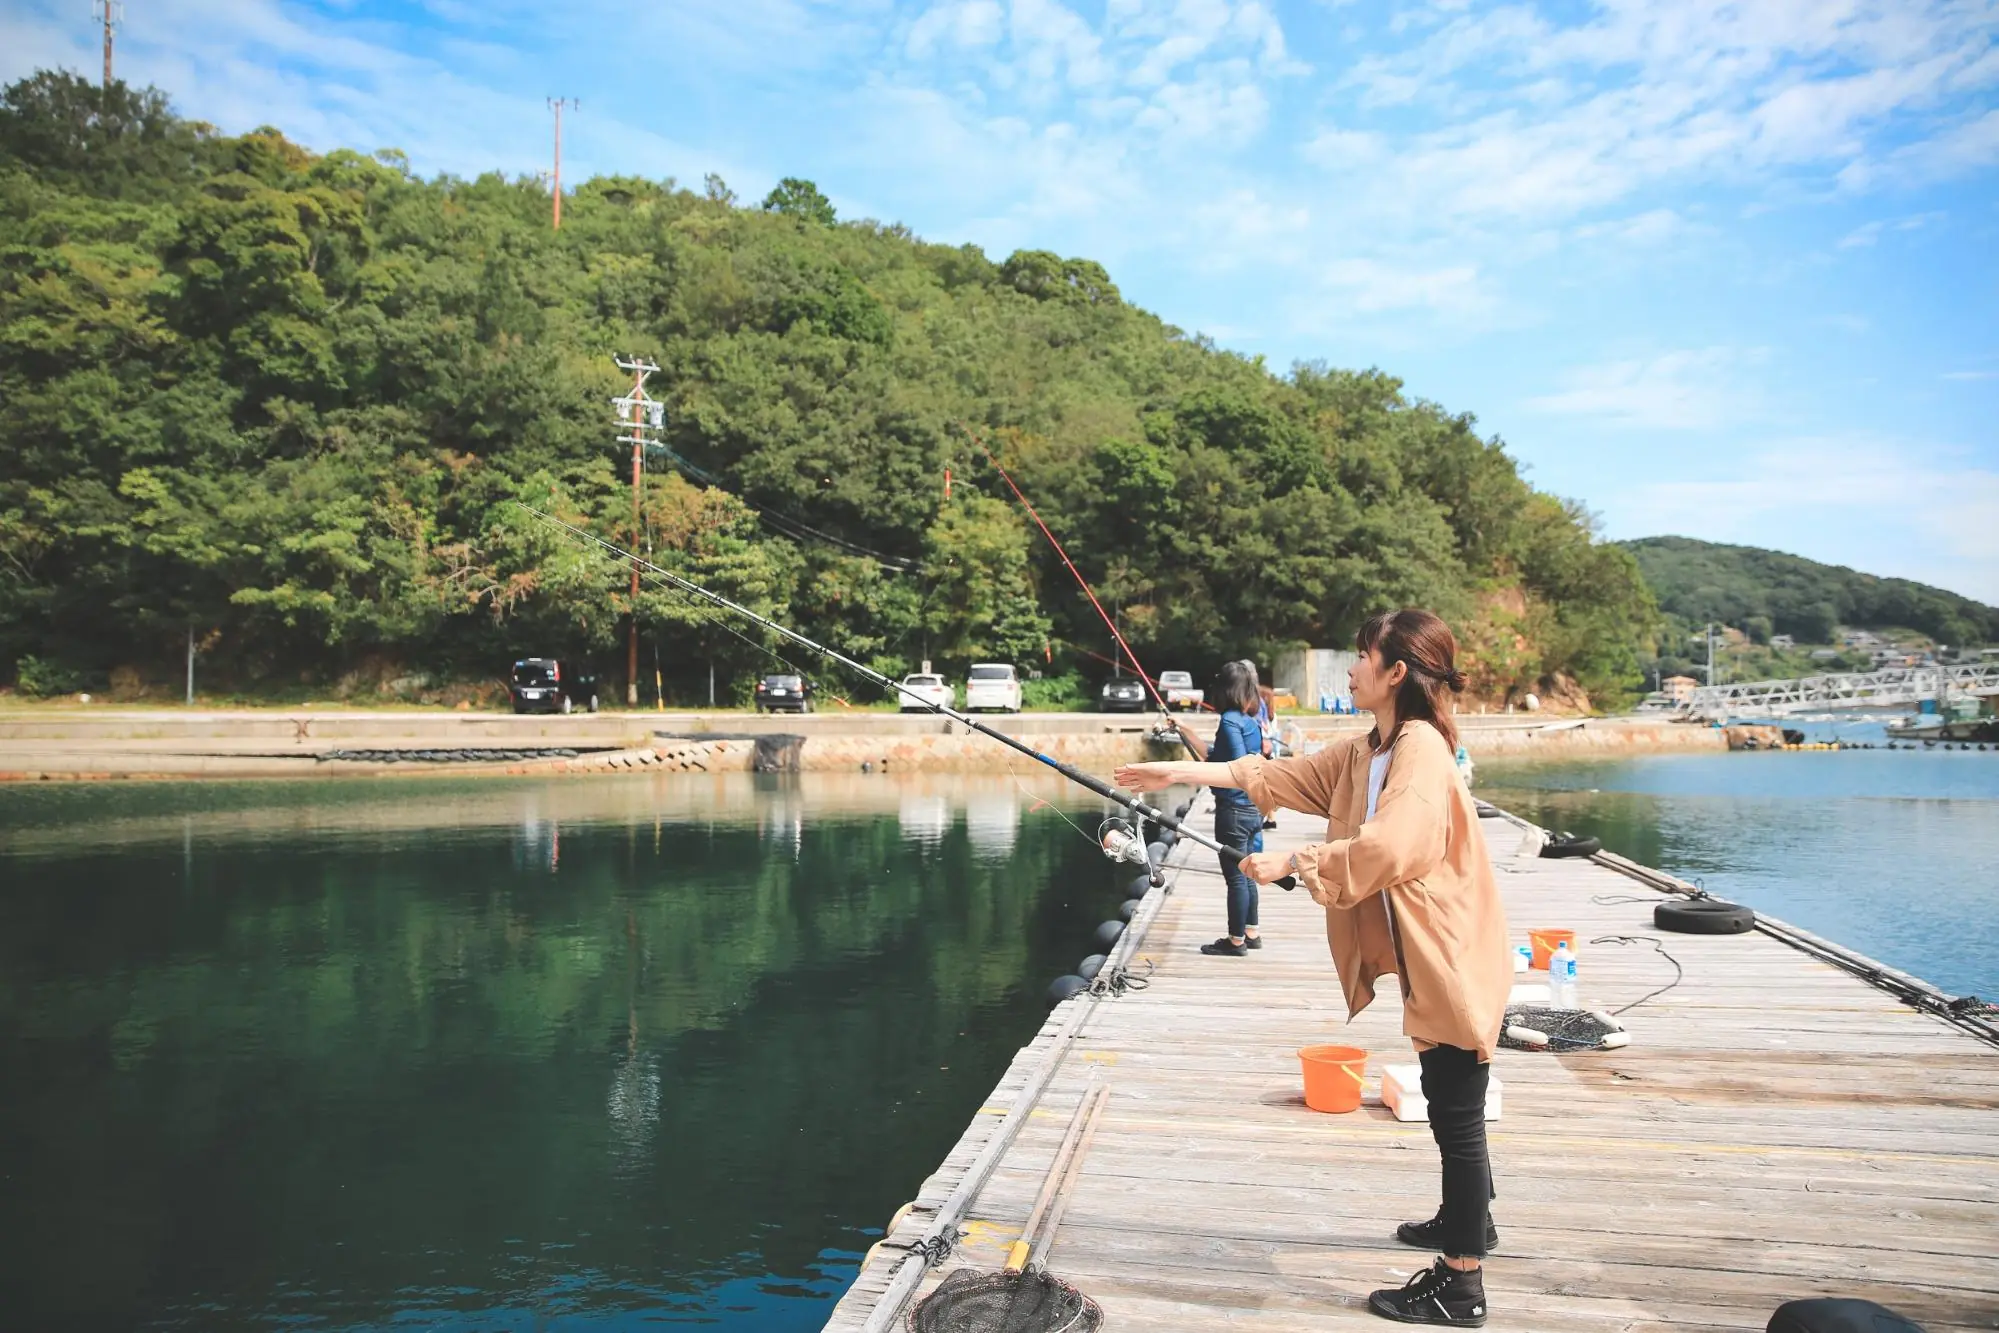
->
xmin=1549 ymin=941 xmax=1578 ymax=1009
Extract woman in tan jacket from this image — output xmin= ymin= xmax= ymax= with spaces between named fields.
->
xmin=1116 ymin=609 xmax=1510 ymax=1328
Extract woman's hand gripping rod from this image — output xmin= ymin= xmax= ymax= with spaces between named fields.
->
xmin=514 ymin=504 xmax=1293 ymax=890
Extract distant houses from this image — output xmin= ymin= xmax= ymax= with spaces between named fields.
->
xmin=1662 ymin=674 xmax=1699 ymax=703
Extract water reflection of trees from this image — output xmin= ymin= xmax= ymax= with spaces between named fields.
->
xmin=0 ymin=775 xmax=1113 ymax=1326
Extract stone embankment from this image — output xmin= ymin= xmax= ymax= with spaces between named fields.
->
xmin=0 ymin=708 xmax=1730 ymax=780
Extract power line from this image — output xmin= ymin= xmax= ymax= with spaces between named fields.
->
xmin=643 ymin=442 xmax=919 ymax=572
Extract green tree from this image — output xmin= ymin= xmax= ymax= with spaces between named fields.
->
xmin=760 ymin=177 xmax=835 ymax=226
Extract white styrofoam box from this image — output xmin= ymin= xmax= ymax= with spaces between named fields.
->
xmin=1512 ymin=949 xmax=1529 ymax=974
xmin=1380 ymin=1063 xmax=1502 ymax=1124
xmin=1508 ymin=983 xmax=1550 ymax=1004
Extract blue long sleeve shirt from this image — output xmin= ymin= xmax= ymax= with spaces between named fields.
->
xmin=1204 ymin=710 xmax=1264 ymax=808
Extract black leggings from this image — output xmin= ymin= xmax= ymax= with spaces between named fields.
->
xmin=1419 ymin=1043 xmax=1494 ymax=1258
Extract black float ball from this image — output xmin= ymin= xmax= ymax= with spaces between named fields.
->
xmin=1077 ymin=954 xmax=1107 ymax=981
xmin=1174 ymin=801 xmax=1193 ymax=820
xmin=1116 ymin=899 xmax=1138 ymax=921
xmin=1146 ymin=841 xmax=1170 ymax=864
xmin=1156 ymin=830 xmax=1179 ymax=848
xmin=1094 ymin=920 xmax=1125 ymax=950
xmin=1047 ymin=975 xmax=1088 ymax=1006
xmin=1124 ymin=874 xmax=1151 ymax=900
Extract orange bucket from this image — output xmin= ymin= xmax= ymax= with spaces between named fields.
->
xmin=1529 ymin=928 xmax=1576 ymax=971
xmin=1298 ymin=1044 xmax=1369 ymax=1114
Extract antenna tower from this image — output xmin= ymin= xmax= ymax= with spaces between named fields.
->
xmin=613 ymin=357 xmax=666 ymax=705
xmin=95 ymin=0 xmax=124 ymax=88
xmin=547 ymin=97 xmax=577 ymax=229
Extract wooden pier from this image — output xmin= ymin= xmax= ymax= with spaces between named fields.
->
xmin=825 ymin=804 xmax=1999 ymax=1331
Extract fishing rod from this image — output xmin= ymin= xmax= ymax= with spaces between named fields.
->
xmin=516 ymin=503 xmax=1293 ymax=891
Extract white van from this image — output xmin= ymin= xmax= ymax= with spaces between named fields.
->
xmin=964 ymin=663 xmax=1023 ymax=713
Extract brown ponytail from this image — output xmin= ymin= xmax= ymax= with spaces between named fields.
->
xmin=1356 ymin=608 xmax=1464 ymax=753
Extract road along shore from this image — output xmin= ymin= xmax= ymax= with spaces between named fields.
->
xmin=0 ymin=710 xmax=1750 ymax=781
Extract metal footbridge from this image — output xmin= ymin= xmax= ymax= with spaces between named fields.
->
xmin=1680 ymin=662 xmax=1999 ymax=719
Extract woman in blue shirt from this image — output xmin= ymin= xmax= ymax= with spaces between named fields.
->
xmin=1173 ymin=660 xmax=1265 ymax=957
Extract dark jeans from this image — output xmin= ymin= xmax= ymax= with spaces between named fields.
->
xmin=1419 ymin=1043 xmax=1494 ymax=1258
xmin=1215 ymin=803 xmax=1261 ymax=938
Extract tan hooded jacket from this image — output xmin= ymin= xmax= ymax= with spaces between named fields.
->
xmin=1229 ymin=719 xmax=1512 ymax=1061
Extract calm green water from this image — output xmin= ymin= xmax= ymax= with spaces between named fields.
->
xmin=1478 ymin=737 xmax=1999 ymax=999
xmin=0 ymin=773 xmax=1119 ymax=1331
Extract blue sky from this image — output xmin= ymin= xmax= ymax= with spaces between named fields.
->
xmin=7 ymin=0 xmax=1998 ymax=601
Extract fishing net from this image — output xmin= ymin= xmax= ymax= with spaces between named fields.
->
xmin=1501 ymin=1006 xmax=1629 ymax=1051
xmin=907 ymin=1267 xmax=1104 ymax=1333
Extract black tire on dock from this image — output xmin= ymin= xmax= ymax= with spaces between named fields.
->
xmin=1655 ymin=898 xmax=1755 ymax=934
xmin=1047 ymin=975 xmax=1089 ymax=1005
xmin=1124 ymin=873 xmax=1152 ymax=900
xmin=1077 ymin=954 xmax=1108 ymax=981
xmin=1539 ymin=832 xmax=1602 ymax=859
xmin=1116 ymin=899 xmax=1138 ymax=922
xmin=1094 ymin=920 xmax=1125 ymax=950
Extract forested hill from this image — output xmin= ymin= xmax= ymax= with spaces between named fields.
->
xmin=0 ymin=70 xmax=1654 ymax=706
xmin=1622 ymin=537 xmax=1998 ymax=646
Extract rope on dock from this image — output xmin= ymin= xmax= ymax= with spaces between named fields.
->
xmin=1492 ymin=813 xmax=1999 ymax=1051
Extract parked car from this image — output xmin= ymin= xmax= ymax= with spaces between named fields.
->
xmin=511 ymin=658 xmax=599 ymax=714
xmin=1099 ymin=676 xmax=1147 ymax=712
xmin=1158 ymin=670 xmax=1204 ymax=711
xmin=755 ymin=673 xmax=813 ymax=714
xmin=964 ymin=663 xmax=1023 ymax=713
xmin=898 ymin=672 xmax=955 ymax=712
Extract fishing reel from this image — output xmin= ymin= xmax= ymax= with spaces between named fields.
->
xmin=1098 ymin=818 xmax=1164 ymax=887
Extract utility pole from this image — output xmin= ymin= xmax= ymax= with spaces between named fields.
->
xmin=548 ymin=98 xmax=577 ymax=229
xmin=612 ymin=357 xmax=664 ymax=706
xmin=95 ymin=0 xmax=122 ymax=88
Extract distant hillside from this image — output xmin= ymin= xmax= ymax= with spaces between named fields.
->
xmin=1621 ymin=537 xmax=1999 ymax=646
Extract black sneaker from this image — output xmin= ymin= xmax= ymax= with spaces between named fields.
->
xmin=1396 ymin=1212 xmax=1497 ymax=1252
xmin=1262 ymin=817 xmax=1278 ymax=830
xmin=1244 ymin=935 xmax=1263 ymax=950
xmin=1367 ymin=1259 xmax=1487 ymax=1326
xmin=1199 ymin=937 xmax=1248 ymax=956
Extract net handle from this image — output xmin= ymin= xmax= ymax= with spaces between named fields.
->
xmin=1029 ymin=1085 xmax=1111 ymax=1271
xmin=1004 ymin=1077 xmax=1101 ymax=1273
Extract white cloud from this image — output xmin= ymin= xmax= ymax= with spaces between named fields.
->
xmin=1942 ymin=370 xmax=1998 ymax=381
xmin=1838 ymin=211 xmax=1946 ymax=247
xmin=1319 ymin=258 xmax=1488 ymax=315
xmin=1526 ymin=348 xmax=1765 ymax=430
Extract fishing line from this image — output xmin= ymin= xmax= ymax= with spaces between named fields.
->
xmin=516 ymin=503 xmax=1292 ymax=889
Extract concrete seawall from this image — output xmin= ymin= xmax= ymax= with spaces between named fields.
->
xmin=0 ymin=709 xmax=1730 ymax=780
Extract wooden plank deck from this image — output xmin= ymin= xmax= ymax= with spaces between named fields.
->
xmin=826 ymin=804 xmax=1999 ymax=1332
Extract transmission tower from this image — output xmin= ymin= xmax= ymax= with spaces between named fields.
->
xmin=95 ymin=0 xmax=123 ymax=88
xmin=548 ymin=97 xmax=577 ymax=229
xmin=612 ymin=356 xmax=665 ymax=705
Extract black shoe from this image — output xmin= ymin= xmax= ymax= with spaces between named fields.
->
xmin=1200 ymin=937 xmax=1248 ymax=956
xmin=1367 ymin=1259 xmax=1487 ymax=1326
xmin=1244 ymin=935 xmax=1263 ymax=949
xmin=1262 ymin=817 xmax=1278 ymax=830
xmin=1396 ymin=1212 xmax=1497 ymax=1252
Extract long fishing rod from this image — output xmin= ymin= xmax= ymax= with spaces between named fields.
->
xmin=517 ymin=503 xmax=1293 ymax=891
xmin=972 ymin=435 xmax=1294 ymax=762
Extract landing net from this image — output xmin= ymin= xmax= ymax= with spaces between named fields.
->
xmin=907 ymin=1267 xmax=1104 ymax=1333
xmin=1500 ymin=1006 xmax=1628 ymax=1051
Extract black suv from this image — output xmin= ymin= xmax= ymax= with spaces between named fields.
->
xmin=510 ymin=659 xmax=600 ymax=714
xmin=755 ymin=674 xmax=813 ymax=714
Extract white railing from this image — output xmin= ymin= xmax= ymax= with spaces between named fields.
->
xmin=1680 ymin=662 xmax=1999 ymax=719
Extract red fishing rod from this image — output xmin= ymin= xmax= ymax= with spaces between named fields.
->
xmin=515 ymin=504 xmax=1294 ymax=891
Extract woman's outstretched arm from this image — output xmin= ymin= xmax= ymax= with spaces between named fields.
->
xmin=1113 ymin=760 xmax=1241 ymax=792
